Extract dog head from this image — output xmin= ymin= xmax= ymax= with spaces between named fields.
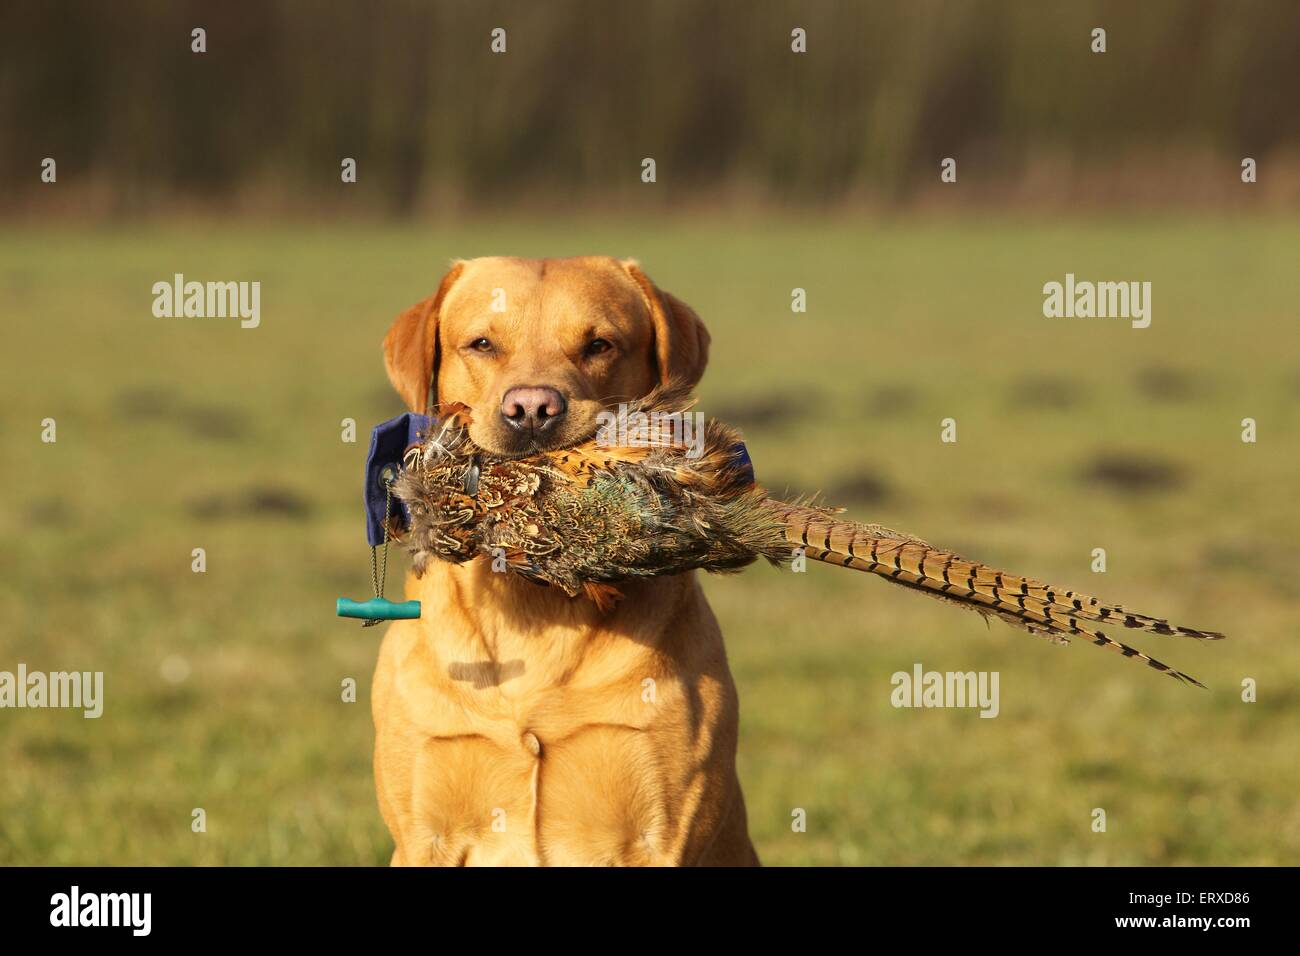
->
xmin=383 ymin=256 xmax=710 ymax=456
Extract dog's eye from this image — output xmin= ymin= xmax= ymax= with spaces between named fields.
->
xmin=469 ymin=337 xmax=494 ymax=353
xmin=585 ymin=338 xmax=613 ymax=357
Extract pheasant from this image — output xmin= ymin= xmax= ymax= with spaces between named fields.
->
xmin=392 ymin=385 xmax=1224 ymax=687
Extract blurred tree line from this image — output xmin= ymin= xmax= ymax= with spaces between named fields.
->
xmin=2 ymin=0 xmax=1298 ymax=216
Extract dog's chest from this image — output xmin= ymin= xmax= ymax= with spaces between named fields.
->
xmin=405 ymin=650 xmax=730 ymax=866
xmin=381 ymin=567 xmax=738 ymax=865
xmin=410 ymin=718 xmax=687 ymax=865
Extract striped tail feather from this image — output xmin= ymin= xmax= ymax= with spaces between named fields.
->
xmin=763 ymin=500 xmax=1223 ymax=687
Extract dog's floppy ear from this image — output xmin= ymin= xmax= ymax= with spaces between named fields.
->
xmin=619 ymin=260 xmax=711 ymax=389
xmin=383 ymin=261 xmax=466 ymax=413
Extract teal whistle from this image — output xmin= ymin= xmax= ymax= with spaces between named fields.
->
xmin=336 ymin=597 xmax=422 ymax=621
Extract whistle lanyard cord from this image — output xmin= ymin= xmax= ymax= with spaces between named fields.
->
xmin=363 ymin=483 xmax=393 ymax=628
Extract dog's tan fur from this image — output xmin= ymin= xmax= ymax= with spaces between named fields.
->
xmin=372 ymin=256 xmax=758 ymax=865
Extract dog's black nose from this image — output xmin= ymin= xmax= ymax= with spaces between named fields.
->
xmin=501 ymin=386 xmax=567 ymax=433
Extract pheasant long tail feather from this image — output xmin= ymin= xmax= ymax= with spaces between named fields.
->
xmin=763 ymin=500 xmax=1224 ymax=687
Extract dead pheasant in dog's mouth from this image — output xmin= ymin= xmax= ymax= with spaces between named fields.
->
xmin=392 ymin=385 xmax=1224 ymax=686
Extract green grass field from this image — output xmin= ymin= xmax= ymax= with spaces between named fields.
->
xmin=2 ymin=216 xmax=1297 ymax=865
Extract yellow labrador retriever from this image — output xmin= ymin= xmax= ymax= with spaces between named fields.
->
xmin=371 ymin=256 xmax=759 ymax=865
